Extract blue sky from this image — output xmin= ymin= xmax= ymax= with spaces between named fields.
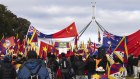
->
xmin=1 ymin=0 xmax=140 ymax=43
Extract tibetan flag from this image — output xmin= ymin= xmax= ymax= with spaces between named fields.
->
xmin=0 ymin=41 xmax=6 ymax=55
xmin=19 ymin=39 xmax=26 ymax=54
xmin=52 ymin=22 xmax=78 ymax=38
xmin=110 ymin=63 xmax=122 ymax=74
xmin=27 ymin=26 xmax=39 ymax=42
xmin=31 ymin=32 xmax=38 ymax=42
xmin=114 ymin=36 xmax=128 ymax=66
xmin=14 ymin=38 xmax=20 ymax=54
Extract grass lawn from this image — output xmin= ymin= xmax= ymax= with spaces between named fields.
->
xmin=126 ymin=76 xmax=138 ymax=79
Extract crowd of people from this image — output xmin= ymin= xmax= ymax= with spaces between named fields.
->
xmin=0 ymin=50 xmax=108 ymax=79
xmin=0 ymin=50 xmax=140 ymax=79
xmin=126 ymin=54 xmax=140 ymax=79
xmin=0 ymin=51 xmax=50 ymax=79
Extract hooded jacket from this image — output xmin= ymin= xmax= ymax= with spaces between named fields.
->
xmin=17 ymin=59 xmax=50 ymax=79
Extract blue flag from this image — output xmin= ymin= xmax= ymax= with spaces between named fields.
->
xmin=103 ymin=31 xmax=123 ymax=49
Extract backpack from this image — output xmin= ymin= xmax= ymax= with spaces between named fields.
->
xmin=26 ymin=65 xmax=42 ymax=79
xmin=61 ymin=58 xmax=69 ymax=69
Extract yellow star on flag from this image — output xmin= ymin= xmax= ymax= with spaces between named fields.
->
xmin=70 ymin=27 xmax=73 ymax=30
xmin=43 ymin=46 xmax=47 ymax=52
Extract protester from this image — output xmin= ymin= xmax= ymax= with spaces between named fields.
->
xmin=46 ymin=52 xmax=52 ymax=78
xmin=14 ymin=53 xmax=25 ymax=72
xmin=59 ymin=53 xmax=71 ymax=79
xmin=86 ymin=55 xmax=96 ymax=79
xmin=0 ymin=55 xmax=17 ymax=79
xmin=47 ymin=54 xmax=59 ymax=79
xmin=137 ymin=55 xmax=140 ymax=78
xmin=98 ymin=56 xmax=107 ymax=71
xmin=95 ymin=56 xmax=102 ymax=69
xmin=133 ymin=56 xmax=138 ymax=78
xmin=127 ymin=54 xmax=134 ymax=76
xmin=17 ymin=50 xmax=50 ymax=79
xmin=75 ymin=55 xmax=86 ymax=79
xmin=69 ymin=55 xmax=77 ymax=79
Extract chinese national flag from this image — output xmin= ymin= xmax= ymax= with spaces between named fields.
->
xmin=52 ymin=22 xmax=78 ymax=38
xmin=127 ymin=30 xmax=140 ymax=56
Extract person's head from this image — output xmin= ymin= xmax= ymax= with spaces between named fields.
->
xmin=3 ymin=55 xmax=12 ymax=63
xmin=92 ymin=55 xmax=96 ymax=59
xmin=47 ymin=52 xmax=51 ymax=58
xmin=27 ymin=51 xmax=37 ymax=59
xmin=78 ymin=55 xmax=83 ymax=60
xmin=51 ymin=54 xmax=56 ymax=59
xmin=17 ymin=53 xmax=22 ymax=59
xmin=61 ymin=53 xmax=65 ymax=57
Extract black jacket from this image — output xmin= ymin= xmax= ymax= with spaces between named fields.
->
xmin=0 ymin=62 xmax=17 ymax=79
xmin=75 ymin=60 xmax=86 ymax=75
xmin=86 ymin=58 xmax=96 ymax=73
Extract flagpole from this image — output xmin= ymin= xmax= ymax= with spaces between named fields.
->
xmin=124 ymin=38 xmax=128 ymax=58
xmin=91 ymin=1 xmax=96 ymax=22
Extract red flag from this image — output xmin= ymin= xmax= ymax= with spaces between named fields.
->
xmin=39 ymin=41 xmax=55 ymax=60
xmin=14 ymin=38 xmax=20 ymax=54
xmin=19 ymin=39 xmax=26 ymax=54
xmin=4 ymin=36 xmax=15 ymax=48
xmin=39 ymin=41 xmax=48 ymax=59
xmin=53 ymin=22 xmax=78 ymax=38
xmin=127 ymin=30 xmax=140 ymax=56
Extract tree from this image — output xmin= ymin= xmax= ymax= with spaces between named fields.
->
xmin=0 ymin=4 xmax=30 ymax=40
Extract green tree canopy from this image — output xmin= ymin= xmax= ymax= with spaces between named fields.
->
xmin=0 ymin=4 xmax=30 ymax=40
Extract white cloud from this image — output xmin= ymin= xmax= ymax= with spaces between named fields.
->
xmin=97 ymin=10 xmax=140 ymax=24
xmin=32 ymin=6 xmax=89 ymax=15
xmin=1 ymin=0 xmax=140 ymax=42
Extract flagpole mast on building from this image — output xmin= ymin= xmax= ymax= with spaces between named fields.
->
xmin=91 ymin=1 xmax=96 ymax=22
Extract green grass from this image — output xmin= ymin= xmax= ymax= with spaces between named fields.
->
xmin=125 ymin=76 xmax=138 ymax=79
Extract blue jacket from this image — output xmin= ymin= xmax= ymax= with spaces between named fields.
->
xmin=17 ymin=59 xmax=50 ymax=79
